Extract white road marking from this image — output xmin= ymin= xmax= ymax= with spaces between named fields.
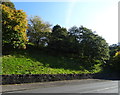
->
xmin=82 ymin=86 xmax=118 ymax=93
xmin=96 ymin=86 xmax=118 ymax=92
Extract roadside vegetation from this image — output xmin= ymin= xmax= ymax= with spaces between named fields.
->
xmin=2 ymin=46 xmax=102 ymax=75
xmin=1 ymin=0 xmax=120 ymax=75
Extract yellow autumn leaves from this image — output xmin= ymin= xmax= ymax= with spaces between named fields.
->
xmin=2 ymin=4 xmax=28 ymax=49
xmin=115 ymin=51 xmax=120 ymax=57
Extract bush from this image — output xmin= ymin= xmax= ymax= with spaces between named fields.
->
xmin=111 ymin=51 xmax=120 ymax=72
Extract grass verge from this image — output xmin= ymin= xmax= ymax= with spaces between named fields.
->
xmin=2 ymin=48 xmax=102 ymax=75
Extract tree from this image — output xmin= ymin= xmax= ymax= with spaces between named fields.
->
xmin=81 ymin=27 xmax=109 ymax=61
xmin=109 ymin=44 xmax=120 ymax=57
xmin=1 ymin=0 xmax=15 ymax=9
xmin=2 ymin=3 xmax=28 ymax=49
xmin=27 ymin=16 xmax=51 ymax=47
xmin=67 ymin=26 xmax=81 ymax=54
xmin=48 ymin=25 xmax=68 ymax=52
xmin=107 ymin=44 xmax=120 ymax=72
xmin=109 ymin=51 xmax=120 ymax=72
xmin=68 ymin=26 xmax=110 ymax=66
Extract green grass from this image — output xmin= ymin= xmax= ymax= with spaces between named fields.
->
xmin=2 ymin=49 xmax=102 ymax=75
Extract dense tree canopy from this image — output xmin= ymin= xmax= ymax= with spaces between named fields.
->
xmin=67 ymin=26 xmax=110 ymax=66
xmin=107 ymin=44 xmax=120 ymax=72
xmin=1 ymin=0 xmax=15 ymax=9
xmin=109 ymin=44 xmax=120 ymax=57
xmin=2 ymin=3 xmax=28 ymax=49
xmin=27 ymin=16 xmax=51 ymax=47
xmin=48 ymin=25 xmax=68 ymax=51
xmin=48 ymin=25 xmax=110 ymax=67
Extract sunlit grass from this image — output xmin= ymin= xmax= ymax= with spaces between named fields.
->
xmin=2 ymin=49 xmax=101 ymax=75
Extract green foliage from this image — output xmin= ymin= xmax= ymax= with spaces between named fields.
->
xmin=2 ymin=48 xmax=101 ymax=75
xmin=1 ymin=0 xmax=112 ymax=75
xmin=109 ymin=51 xmax=120 ymax=72
xmin=28 ymin=16 xmax=51 ymax=47
xmin=2 ymin=4 xmax=28 ymax=49
xmin=109 ymin=44 xmax=120 ymax=57
xmin=2 ymin=0 xmax=15 ymax=9
xmin=48 ymin=24 xmax=68 ymax=52
xmin=68 ymin=26 xmax=110 ymax=65
xmin=103 ymin=44 xmax=120 ymax=73
xmin=52 ymin=24 xmax=68 ymax=37
xmin=48 ymin=25 xmax=110 ymax=69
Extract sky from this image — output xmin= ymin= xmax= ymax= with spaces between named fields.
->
xmin=11 ymin=0 xmax=119 ymax=45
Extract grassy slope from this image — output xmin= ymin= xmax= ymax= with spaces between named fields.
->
xmin=2 ymin=48 xmax=102 ymax=75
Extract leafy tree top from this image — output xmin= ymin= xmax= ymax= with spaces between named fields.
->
xmin=1 ymin=0 xmax=15 ymax=9
xmin=2 ymin=3 xmax=28 ymax=49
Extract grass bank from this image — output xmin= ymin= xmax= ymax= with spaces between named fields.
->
xmin=2 ymin=47 xmax=102 ymax=75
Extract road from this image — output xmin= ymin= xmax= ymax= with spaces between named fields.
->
xmin=3 ymin=79 xmax=119 ymax=94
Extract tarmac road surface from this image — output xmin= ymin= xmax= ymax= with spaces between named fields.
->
xmin=2 ymin=79 xmax=119 ymax=94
